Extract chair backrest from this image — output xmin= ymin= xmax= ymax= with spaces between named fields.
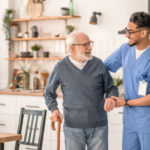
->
xmin=15 ymin=107 xmax=47 ymax=150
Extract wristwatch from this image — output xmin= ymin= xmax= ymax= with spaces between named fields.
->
xmin=124 ymin=100 xmax=130 ymax=107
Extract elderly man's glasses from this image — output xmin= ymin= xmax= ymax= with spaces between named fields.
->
xmin=125 ymin=28 xmax=144 ymax=35
xmin=72 ymin=41 xmax=94 ymax=48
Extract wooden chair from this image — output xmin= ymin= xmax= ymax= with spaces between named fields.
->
xmin=15 ymin=107 xmax=47 ymax=150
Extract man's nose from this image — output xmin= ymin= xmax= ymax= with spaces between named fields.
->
xmin=88 ymin=44 xmax=92 ymax=51
xmin=125 ymin=32 xmax=130 ymax=38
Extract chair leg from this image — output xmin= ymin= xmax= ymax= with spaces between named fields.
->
xmin=0 ymin=143 xmax=4 ymax=150
xmin=15 ymin=141 xmax=19 ymax=150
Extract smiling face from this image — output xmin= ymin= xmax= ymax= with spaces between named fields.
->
xmin=125 ymin=22 xmax=143 ymax=46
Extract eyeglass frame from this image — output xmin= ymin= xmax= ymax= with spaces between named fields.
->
xmin=72 ymin=41 xmax=94 ymax=48
xmin=125 ymin=27 xmax=144 ymax=35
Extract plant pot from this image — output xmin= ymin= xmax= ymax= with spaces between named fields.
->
xmin=33 ymin=51 xmax=39 ymax=58
xmin=61 ymin=7 xmax=70 ymax=16
xmin=24 ymin=33 xmax=29 ymax=38
xmin=21 ymin=52 xmax=32 ymax=57
xmin=32 ymin=31 xmax=38 ymax=37
xmin=43 ymin=51 xmax=49 ymax=58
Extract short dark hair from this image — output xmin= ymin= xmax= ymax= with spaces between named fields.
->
xmin=129 ymin=12 xmax=150 ymax=29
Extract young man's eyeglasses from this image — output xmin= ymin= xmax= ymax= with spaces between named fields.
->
xmin=72 ymin=41 xmax=94 ymax=48
xmin=125 ymin=27 xmax=144 ymax=35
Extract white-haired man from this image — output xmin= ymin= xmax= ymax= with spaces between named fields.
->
xmin=44 ymin=31 xmax=118 ymax=150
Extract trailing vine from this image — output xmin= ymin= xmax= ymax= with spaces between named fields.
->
xmin=2 ymin=9 xmax=14 ymax=52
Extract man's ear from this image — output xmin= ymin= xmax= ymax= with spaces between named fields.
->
xmin=70 ymin=45 xmax=75 ymax=52
xmin=141 ymin=29 xmax=148 ymax=38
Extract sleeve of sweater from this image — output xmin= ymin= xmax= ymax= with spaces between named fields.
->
xmin=103 ymin=66 xmax=118 ymax=98
xmin=43 ymin=64 xmax=60 ymax=112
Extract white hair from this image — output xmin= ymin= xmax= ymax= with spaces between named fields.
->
xmin=66 ymin=31 xmax=86 ymax=53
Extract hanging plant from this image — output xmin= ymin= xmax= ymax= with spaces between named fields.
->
xmin=2 ymin=9 xmax=14 ymax=51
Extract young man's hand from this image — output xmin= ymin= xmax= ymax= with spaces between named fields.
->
xmin=111 ymin=96 xmax=125 ymax=107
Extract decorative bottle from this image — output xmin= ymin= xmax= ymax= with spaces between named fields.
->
xmin=23 ymin=73 xmax=30 ymax=90
xmin=33 ymin=71 xmax=40 ymax=90
xmin=69 ymin=0 xmax=74 ymax=16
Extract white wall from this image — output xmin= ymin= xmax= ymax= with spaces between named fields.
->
xmin=0 ymin=0 xmax=17 ymax=89
xmin=0 ymin=0 xmax=148 ymax=88
xmin=0 ymin=1 xmax=9 ymax=89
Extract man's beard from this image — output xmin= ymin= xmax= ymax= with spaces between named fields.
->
xmin=128 ymin=42 xmax=137 ymax=46
xmin=76 ymin=48 xmax=93 ymax=61
xmin=128 ymin=40 xmax=139 ymax=46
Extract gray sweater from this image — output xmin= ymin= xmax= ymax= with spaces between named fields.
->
xmin=44 ymin=56 xmax=118 ymax=128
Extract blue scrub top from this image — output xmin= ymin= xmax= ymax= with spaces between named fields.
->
xmin=104 ymin=43 xmax=150 ymax=133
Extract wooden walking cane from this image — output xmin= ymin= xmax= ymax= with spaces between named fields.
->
xmin=51 ymin=117 xmax=62 ymax=150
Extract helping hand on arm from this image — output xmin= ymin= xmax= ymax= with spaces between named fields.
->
xmin=111 ymin=94 xmax=150 ymax=107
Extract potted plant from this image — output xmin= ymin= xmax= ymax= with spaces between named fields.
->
xmin=24 ymin=32 xmax=29 ymax=38
xmin=66 ymin=25 xmax=74 ymax=34
xmin=2 ymin=9 xmax=14 ymax=52
xmin=31 ymin=44 xmax=41 ymax=58
xmin=113 ymin=77 xmax=123 ymax=86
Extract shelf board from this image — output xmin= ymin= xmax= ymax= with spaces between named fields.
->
xmin=12 ymin=37 xmax=66 ymax=41
xmin=12 ymin=16 xmax=81 ymax=22
xmin=5 ymin=57 xmax=63 ymax=61
xmin=0 ymin=90 xmax=63 ymax=97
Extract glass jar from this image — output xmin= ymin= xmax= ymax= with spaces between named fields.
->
xmin=33 ymin=76 xmax=40 ymax=90
xmin=33 ymin=71 xmax=40 ymax=90
xmin=23 ymin=73 xmax=29 ymax=90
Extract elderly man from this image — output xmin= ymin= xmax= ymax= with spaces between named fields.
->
xmin=44 ymin=31 xmax=118 ymax=150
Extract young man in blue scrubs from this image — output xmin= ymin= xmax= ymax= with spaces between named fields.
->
xmin=104 ymin=12 xmax=150 ymax=150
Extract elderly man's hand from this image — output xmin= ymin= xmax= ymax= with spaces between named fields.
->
xmin=104 ymin=98 xmax=116 ymax=112
xmin=111 ymin=96 xmax=125 ymax=107
xmin=50 ymin=109 xmax=63 ymax=122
